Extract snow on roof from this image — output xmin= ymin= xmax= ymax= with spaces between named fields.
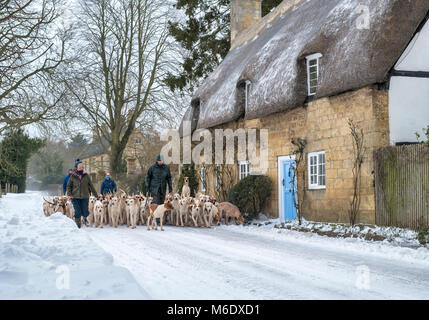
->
xmin=181 ymin=0 xmax=429 ymax=132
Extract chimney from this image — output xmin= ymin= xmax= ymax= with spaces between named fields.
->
xmin=230 ymin=0 xmax=262 ymax=45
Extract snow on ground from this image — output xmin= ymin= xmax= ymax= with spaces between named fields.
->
xmin=253 ymin=216 xmax=427 ymax=248
xmin=2 ymin=191 xmax=429 ymax=300
xmin=0 ymin=191 xmax=149 ymax=299
xmin=86 ymin=217 xmax=429 ymax=300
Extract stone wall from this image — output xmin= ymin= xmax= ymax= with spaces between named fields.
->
xmin=231 ymin=0 xmax=262 ymax=44
xmin=198 ymin=85 xmax=389 ymax=224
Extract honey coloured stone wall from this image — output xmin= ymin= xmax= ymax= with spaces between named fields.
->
xmin=199 ymin=85 xmax=389 ymax=224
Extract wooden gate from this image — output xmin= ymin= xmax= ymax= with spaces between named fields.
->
xmin=374 ymin=144 xmax=429 ymax=230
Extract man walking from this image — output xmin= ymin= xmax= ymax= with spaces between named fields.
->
xmin=100 ymin=173 xmax=117 ymax=195
xmin=62 ymin=168 xmax=73 ymax=196
xmin=145 ymin=155 xmax=172 ymax=205
xmin=67 ymin=159 xmax=98 ymax=228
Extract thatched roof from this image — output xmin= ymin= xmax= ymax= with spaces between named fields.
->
xmin=181 ymin=0 xmax=429 ymax=133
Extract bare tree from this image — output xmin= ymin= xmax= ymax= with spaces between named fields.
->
xmin=0 ymin=0 xmax=68 ymax=132
xmin=66 ymin=0 xmax=182 ymax=178
xmin=348 ymin=119 xmax=365 ymax=226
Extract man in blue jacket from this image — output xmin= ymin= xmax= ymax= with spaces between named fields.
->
xmin=62 ymin=169 xmax=73 ymax=196
xmin=100 ymin=173 xmax=117 ymax=195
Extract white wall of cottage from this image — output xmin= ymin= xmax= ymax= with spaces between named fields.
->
xmin=389 ymin=19 xmax=429 ymax=145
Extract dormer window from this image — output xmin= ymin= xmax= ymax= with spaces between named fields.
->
xmin=236 ymin=80 xmax=251 ymax=119
xmin=191 ymin=99 xmax=201 ymax=132
xmin=305 ymin=53 xmax=322 ymax=96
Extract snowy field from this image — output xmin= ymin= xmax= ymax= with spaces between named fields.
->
xmin=1 ymin=191 xmax=429 ymax=300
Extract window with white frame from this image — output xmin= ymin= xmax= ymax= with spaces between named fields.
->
xmin=305 ymin=53 xmax=322 ymax=96
xmin=200 ymin=167 xmax=207 ymax=192
xmin=135 ymin=138 xmax=142 ymax=145
xmin=308 ymin=151 xmax=326 ymax=189
xmin=238 ymin=160 xmax=250 ymax=180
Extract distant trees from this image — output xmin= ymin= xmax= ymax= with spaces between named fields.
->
xmin=29 ymin=140 xmax=68 ymax=185
xmin=166 ymin=0 xmax=283 ymax=93
xmin=0 ymin=129 xmax=44 ymax=192
xmin=0 ymin=0 xmax=69 ymax=132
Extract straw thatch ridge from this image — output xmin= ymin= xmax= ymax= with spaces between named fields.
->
xmin=180 ymin=0 xmax=429 ymax=133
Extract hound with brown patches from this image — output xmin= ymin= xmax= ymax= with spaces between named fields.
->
xmin=127 ymin=197 xmax=140 ymax=229
xmin=217 ymin=202 xmax=244 ymax=225
xmin=146 ymin=203 xmax=159 ymax=230
xmin=93 ymin=200 xmax=104 ymax=228
xmin=181 ymin=177 xmax=191 ymax=198
xmin=202 ymin=201 xmax=215 ymax=227
xmin=190 ymin=200 xmax=204 ymax=227
xmin=110 ymin=196 xmax=121 ymax=228
xmin=87 ymin=196 xmax=97 ymax=227
xmin=150 ymin=199 xmax=174 ymax=231
xmin=43 ymin=198 xmax=55 ymax=217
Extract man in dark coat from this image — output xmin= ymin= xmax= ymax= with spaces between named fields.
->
xmin=100 ymin=173 xmax=117 ymax=195
xmin=145 ymin=155 xmax=172 ymax=205
xmin=62 ymin=169 xmax=73 ymax=195
xmin=66 ymin=159 xmax=98 ymax=228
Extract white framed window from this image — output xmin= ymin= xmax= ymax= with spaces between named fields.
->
xmin=135 ymin=138 xmax=142 ymax=145
xmin=308 ymin=151 xmax=326 ymax=190
xmin=238 ymin=160 xmax=250 ymax=180
xmin=200 ymin=167 xmax=207 ymax=192
xmin=306 ymin=53 xmax=322 ymax=96
xmin=244 ymin=80 xmax=252 ymax=111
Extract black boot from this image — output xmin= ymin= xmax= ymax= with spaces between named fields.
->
xmin=83 ymin=217 xmax=89 ymax=227
xmin=74 ymin=218 xmax=81 ymax=229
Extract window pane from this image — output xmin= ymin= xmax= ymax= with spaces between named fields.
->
xmin=309 ymin=59 xmax=317 ymax=66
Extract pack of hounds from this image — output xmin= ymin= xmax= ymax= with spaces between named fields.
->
xmin=42 ymin=178 xmax=244 ymax=231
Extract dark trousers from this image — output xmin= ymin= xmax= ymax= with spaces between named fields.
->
xmin=152 ymin=190 xmax=165 ymax=205
xmin=71 ymin=198 xmax=89 ymax=219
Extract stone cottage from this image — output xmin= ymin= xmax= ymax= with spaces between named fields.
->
xmin=179 ymin=0 xmax=429 ymax=223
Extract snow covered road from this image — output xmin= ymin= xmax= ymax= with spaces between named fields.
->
xmin=1 ymin=191 xmax=429 ymax=300
xmin=86 ymin=218 xmax=429 ymax=300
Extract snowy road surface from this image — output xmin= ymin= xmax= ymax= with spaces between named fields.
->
xmin=1 ymin=192 xmax=429 ymax=300
xmin=87 ymin=215 xmax=429 ymax=300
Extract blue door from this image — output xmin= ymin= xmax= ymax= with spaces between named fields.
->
xmin=282 ymin=160 xmax=297 ymax=221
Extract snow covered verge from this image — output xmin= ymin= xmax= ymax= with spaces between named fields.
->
xmin=246 ymin=215 xmax=429 ymax=250
xmin=0 ymin=191 xmax=150 ymax=300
